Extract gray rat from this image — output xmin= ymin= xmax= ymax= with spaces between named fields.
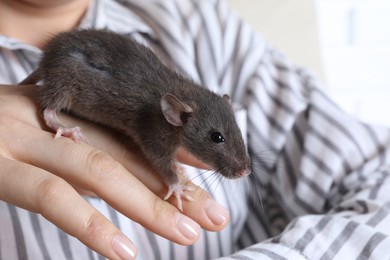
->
xmin=20 ymin=29 xmax=251 ymax=210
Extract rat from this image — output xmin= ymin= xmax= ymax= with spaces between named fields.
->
xmin=20 ymin=29 xmax=251 ymax=210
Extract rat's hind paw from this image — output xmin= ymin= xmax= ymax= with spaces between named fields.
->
xmin=164 ymin=183 xmax=195 ymax=211
xmin=43 ymin=108 xmax=88 ymax=143
xmin=55 ymin=126 xmax=88 ymax=143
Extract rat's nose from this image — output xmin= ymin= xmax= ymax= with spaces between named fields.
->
xmin=238 ymin=168 xmax=250 ymax=177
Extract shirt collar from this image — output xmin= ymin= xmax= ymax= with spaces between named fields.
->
xmin=80 ymin=0 xmax=155 ymax=36
xmin=0 ymin=0 xmax=155 ymax=51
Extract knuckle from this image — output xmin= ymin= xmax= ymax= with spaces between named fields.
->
xmin=35 ymin=176 xmax=69 ymax=212
xmin=85 ymin=149 xmax=121 ymax=181
xmin=152 ymin=196 xmax=162 ymax=215
xmin=135 ymin=195 xmax=167 ymax=226
xmin=150 ymin=196 xmax=168 ymax=223
xmin=82 ymin=212 xmax=109 ymax=239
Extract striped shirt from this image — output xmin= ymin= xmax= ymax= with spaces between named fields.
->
xmin=1 ymin=0 xmax=390 ymax=259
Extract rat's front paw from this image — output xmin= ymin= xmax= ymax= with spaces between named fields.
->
xmin=164 ymin=182 xmax=195 ymax=211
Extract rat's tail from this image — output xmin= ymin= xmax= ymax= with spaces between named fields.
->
xmin=18 ymin=69 xmax=41 ymax=85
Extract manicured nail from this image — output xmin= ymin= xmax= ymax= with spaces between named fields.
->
xmin=204 ymin=199 xmax=229 ymax=225
xmin=112 ymin=234 xmax=137 ymax=260
xmin=175 ymin=213 xmax=200 ymax=240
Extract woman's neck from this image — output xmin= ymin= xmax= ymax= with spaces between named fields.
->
xmin=0 ymin=0 xmax=90 ymax=48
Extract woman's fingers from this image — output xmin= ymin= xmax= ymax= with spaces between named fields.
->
xmin=1 ymin=115 xmax=202 ymax=245
xmin=0 ymin=157 xmax=137 ymax=259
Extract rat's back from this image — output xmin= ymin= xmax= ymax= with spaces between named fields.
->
xmin=38 ymin=29 xmax=169 ymax=124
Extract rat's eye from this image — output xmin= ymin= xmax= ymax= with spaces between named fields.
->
xmin=210 ymin=132 xmax=225 ymax=143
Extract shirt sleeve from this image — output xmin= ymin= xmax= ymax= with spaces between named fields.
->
xmin=134 ymin=0 xmax=390 ymax=258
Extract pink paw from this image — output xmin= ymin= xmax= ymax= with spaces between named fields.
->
xmin=55 ymin=126 xmax=88 ymax=143
xmin=43 ymin=108 xmax=88 ymax=143
xmin=164 ymin=182 xmax=195 ymax=211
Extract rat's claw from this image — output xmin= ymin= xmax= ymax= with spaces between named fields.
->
xmin=55 ymin=128 xmax=64 ymax=139
xmin=183 ymin=192 xmax=195 ymax=202
xmin=183 ymin=186 xmax=195 ymax=192
xmin=164 ymin=182 xmax=195 ymax=211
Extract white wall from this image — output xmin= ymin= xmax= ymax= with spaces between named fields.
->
xmin=316 ymin=0 xmax=390 ymax=126
xmin=226 ymin=0 xmax=324 ymax=80
xmin=228 ymin=0 xmax=390 ymax=127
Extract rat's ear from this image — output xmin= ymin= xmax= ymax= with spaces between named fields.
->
xmin=161 ymin=94 xmax=193 ymax=126
xmin=223 ymin=94 xmax=231 ymax=105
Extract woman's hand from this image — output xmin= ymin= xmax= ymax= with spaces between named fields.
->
xmin=0 ymin=85 xmax=230 ymax=259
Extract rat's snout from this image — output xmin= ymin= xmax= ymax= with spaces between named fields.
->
xmin=225 ymin=167 xmax=250 ymax=179
xmin=223 ymin=163 xmax=251 ymax=179
xmin=222 ymin=154 xmax=251 ymax=179
xmin=238 ymin=168 xmax=251 ymax=177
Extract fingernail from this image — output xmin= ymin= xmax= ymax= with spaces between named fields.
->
xmin=175 ymin=213 xmax=200 ymax=240
xmin=112 ymin=234 xmax=137 ymax=260
xmin=204 ymin=199 xmax=229 ymax=225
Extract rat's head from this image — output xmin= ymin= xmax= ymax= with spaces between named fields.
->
xmin=161 ymin=92 xmax=251 ymax=179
